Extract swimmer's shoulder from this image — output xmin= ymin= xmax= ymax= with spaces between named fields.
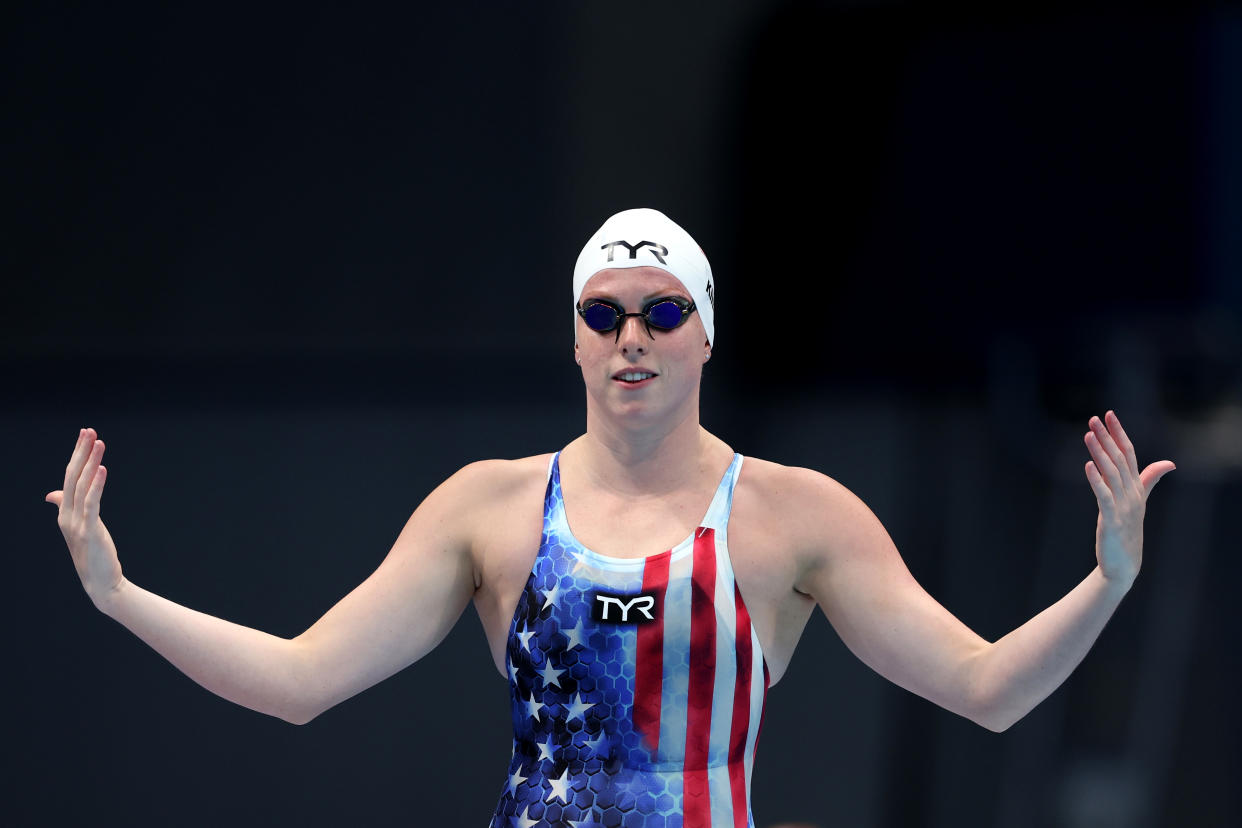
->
xmin=457 ymin=451 xmax=555 ymax=485
xmin=447 ymin=454 xmax=556 ymax=591
xmin=735 ymin=453 xmax=847 ymax=509
xmin=445 ymin=452 xmax=557 ymax=517
xmin=733 ymin=454 xmax=859 ymax=568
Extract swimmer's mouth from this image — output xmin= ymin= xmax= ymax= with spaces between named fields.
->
xmin=613 ymin=370 xmax=658 ymax=384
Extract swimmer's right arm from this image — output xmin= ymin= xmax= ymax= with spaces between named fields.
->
xmin=47 ymin=428 xmax=481 ymax=725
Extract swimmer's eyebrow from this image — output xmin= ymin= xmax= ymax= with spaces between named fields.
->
xmin=582 ymin=289 xmax=689 ymax=304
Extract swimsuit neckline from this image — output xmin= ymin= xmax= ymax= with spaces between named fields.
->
xmin=553 ymin=451 xmax=737 ymax=569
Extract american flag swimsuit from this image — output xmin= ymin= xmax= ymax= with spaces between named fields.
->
xmin=489 ymin=450 xmax=770 ymax=828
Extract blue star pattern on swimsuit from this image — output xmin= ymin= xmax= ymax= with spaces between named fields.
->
xmin=487 ymin=451 xmax=769 ymax=827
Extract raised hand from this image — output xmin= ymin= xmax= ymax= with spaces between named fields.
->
xmin=46 ymin=428 xmax=123 ymax=606
xmin=1083 ymin=410 xmax=1176 ymax=590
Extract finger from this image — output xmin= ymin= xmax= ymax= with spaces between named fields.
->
xmin=1085 ymin=430 xmax=1124 ymax=494
xmin=46 ymin=490 xmax=63 ymax=505
xmin=74 ymin=438 xmax=104 ymax=516
xmin=1139 ymin=460 xmax=1177 ymax=494
xmin=1105 ymin=410 xmax=1140 ymax=480
xmin=83 ymin=464 xmax=107 ymax=523
xmin=1089 ymin=416 xmax=1133 ymax=490
xmin=61 ymin=428 xmax=89 ymax=513
xmin=1085 ymin=460 xmax=1116 ymax=516
xmin=1090 ymin=415 xmax=1132 ymax=488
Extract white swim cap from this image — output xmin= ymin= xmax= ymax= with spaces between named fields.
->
xmin=572 ymin=208 xmax=715 ymax=346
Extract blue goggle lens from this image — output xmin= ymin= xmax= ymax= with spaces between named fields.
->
xmin=647 ymin=300 xmax=686 ymax=329
xmin=582 ymin=302 xmax=622 ymax=331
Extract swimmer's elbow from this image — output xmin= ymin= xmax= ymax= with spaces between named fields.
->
xmin=281 ymin=690 xmax=340 ymax=726
xmin=977 ymin=712 xmax=1017 ymax=733
xmin=959 ymin=652 xmax=1026 ymax=732
xmin=281 ymin=706 xmax=317 ymax=726
xmin=964 ymin=695 xmax=1023 ymax=732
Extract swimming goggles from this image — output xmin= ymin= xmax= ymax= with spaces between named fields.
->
xmin=576 ymin=296 xmax=698 ymax=341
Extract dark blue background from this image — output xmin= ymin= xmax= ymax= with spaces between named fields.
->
xmin=8 ymin=3 xmax=1240 ymax=826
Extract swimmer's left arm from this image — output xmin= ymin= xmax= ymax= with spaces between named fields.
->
xmin=794 ymin=410 xmax=1175 ymax=732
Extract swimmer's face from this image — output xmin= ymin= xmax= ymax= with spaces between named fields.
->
xmin=574 ymin=266 xmax=710 ymax=417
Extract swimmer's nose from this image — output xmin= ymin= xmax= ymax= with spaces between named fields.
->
xmin=616 ymin=314 xmax=650 ymax=353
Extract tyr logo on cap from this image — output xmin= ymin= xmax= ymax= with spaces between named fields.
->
xmin=601 ymin=240 xmax=669 ymax=265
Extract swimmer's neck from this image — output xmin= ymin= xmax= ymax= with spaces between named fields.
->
xmin=570 ymin=409 xmax=725 ymax=498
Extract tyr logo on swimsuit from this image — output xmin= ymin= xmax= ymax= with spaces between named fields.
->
xmin=600 ymin=240 xmax=669 ymax=265
xmin=591 ymin=591 xmax=658 ymax=624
